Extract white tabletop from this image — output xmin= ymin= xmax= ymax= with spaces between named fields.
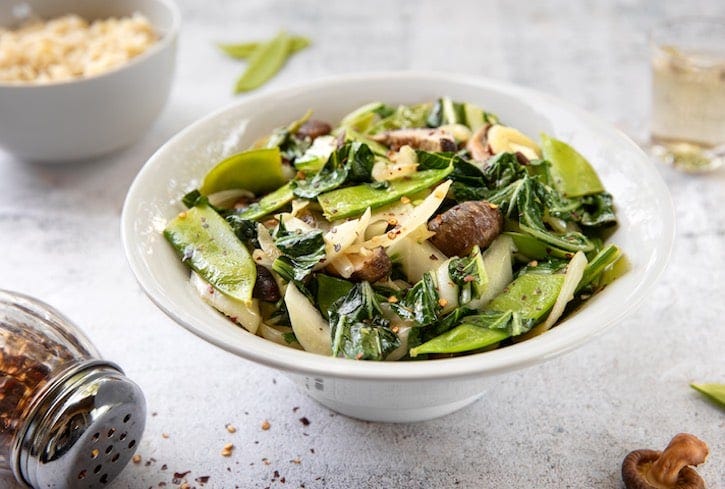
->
xmin=2 ymin=1 xmax=724 ymax=488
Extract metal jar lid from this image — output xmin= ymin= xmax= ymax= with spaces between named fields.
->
xmin=12 ymin=360 xmax=146 ymax=489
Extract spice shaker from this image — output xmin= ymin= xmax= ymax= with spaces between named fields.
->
xmin=0 ymin=290 xmax=146 ymax=489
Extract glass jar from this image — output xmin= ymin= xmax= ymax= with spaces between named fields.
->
xmin=0 ymin=290 xmax=146 ymax=489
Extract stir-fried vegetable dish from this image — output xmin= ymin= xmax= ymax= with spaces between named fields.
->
xmin=164 ymin=98 xmax=625 ymax=361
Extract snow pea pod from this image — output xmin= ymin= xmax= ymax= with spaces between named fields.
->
xmin=410 ymin=272 xmax=565 ymax=357
xmin=318 ymin=166 xmax=453 ymax=220
xmin=235 ymin=182 xmax=295 ymax=221
xmin=235 ymin=31 xmax=292 ymax=93
xmin=219 ymin=35 xmax=310 ymax=59
xmin=200 ymin=147 xmax=285 ymax=196
xmin=540 ymin=134 xmax=604 ymax=198
xmin=410 ymin=323 xmax=510 ymax=357
xmin=164 ymin=205 xmax=256 ymax=305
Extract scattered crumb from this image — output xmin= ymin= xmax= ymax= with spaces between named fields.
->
xmin=221 ymin=443 xmax=234 ymax=457
xmin=291 ymin=458 xmax=301 ymax=465
xmin=438 ymin=298 xmax=448 ymax=307
xmin=261 ymin=420 xmax=271 ymax=431
xmin=299 ymin=417 xmax=310 ymax=427
xmin=161 ymin=433 xmax=169 ymax=439
xmin=225 ymin=423 xmax=237 ymax=434
xmin=262 ymin=458 xmax=271 ymax=465
xmin=132 ymin=455 xmax=142 ymax=464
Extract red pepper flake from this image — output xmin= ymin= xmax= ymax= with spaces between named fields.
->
xmin=463 ymin=275 xmax=475 ymax=283
xmin=438 ymin=298 xmax=448 ymax=307
xmin=299 ymin=417 xmax=310 ymax=426
xmin=355 ymin=352 xmax=363 ymax=360
xmin=387 ymin=295 xmax=398 ymax=303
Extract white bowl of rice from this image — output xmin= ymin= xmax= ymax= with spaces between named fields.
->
xmin=0 ymin=0 xmax=180 ymax=162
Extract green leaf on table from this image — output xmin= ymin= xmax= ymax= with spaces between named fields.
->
xmin=691 ymin=383 xmax=725 ymax=408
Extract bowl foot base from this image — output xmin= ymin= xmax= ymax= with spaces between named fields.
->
xmin=303 ymin=390 xmax=482 ymax=423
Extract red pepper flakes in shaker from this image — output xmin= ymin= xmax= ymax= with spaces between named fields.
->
xmin=0 ymin=290 xmax=146 ymax=489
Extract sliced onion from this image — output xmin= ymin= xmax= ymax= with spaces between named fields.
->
xmin=258 ymin=323 xmax=303 ymax=350
xmin=542 ymin=251 xmax=588 ymax=330
xmin=207 ymin=188 xmax=255 ymax=208
xmin=363 ymin=180 xmax=452 ymax=249
xmin=285 ymin=282 xmax=332 ymax=355
xmin=190 ymin=272 xmax=261 ymax=334
xmin=467 ymin=235 xmax=514 ymax=310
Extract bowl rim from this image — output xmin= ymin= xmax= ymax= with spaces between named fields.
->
xmin=122 ymin=71 xmax=675 ymax=381
xmin=0 ymin=0 xmax=181 ymax=89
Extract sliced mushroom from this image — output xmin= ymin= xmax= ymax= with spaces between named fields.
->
xmin=622 ymin=433 xmax=709 ymax=489
xmin=296 ymin=119 xmax=332 ymax=140
xmin=466 ymin=124 xmax=492 ymax=162
xmin=428 ymin=201 xmax=503 ymax=257
xmin=349 ymin=247 xmax=392 ymax=283
xmin=252 ymin=265 xmax=281 ymax=302
xmin=371 ymin=128 xmax=457 ymax=152
xmin=327 ymin=247 xmax=392 ymax=283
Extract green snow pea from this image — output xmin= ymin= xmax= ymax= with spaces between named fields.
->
xmin=199 ymin=147 xmax=286 ymax=196
xmin=410 ymin=273 xmax=565 ymax=356
xmin=540 ymin=134 xmax=605 ymax=198
xmin=318 ymin=166 xmax=453 ymax=220
xmin=235 ymin=31 xmax=292 ymax=93
xmin=219 ymin=35 xmax=310 ymax=59
xmin=235 ymin=182 xmax=294 ymax=221
xmin=164 ymin=205 xmax=256 ymax=305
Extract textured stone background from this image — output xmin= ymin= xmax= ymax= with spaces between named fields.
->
xmin=1 ymin=0 xmax=723 ymax=488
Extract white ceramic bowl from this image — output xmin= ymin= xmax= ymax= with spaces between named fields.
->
xmin=0 ymin=0 xmax=180 ymax=162
xmin=121 ymin=72 xmax=674 ymax=422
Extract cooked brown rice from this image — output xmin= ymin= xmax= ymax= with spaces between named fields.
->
xmin=0 ymin=13 xmax=158 ymax=84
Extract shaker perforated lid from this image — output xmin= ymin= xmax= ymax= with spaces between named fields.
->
xmin=13 ymin=361 xmax=146 ymax=489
